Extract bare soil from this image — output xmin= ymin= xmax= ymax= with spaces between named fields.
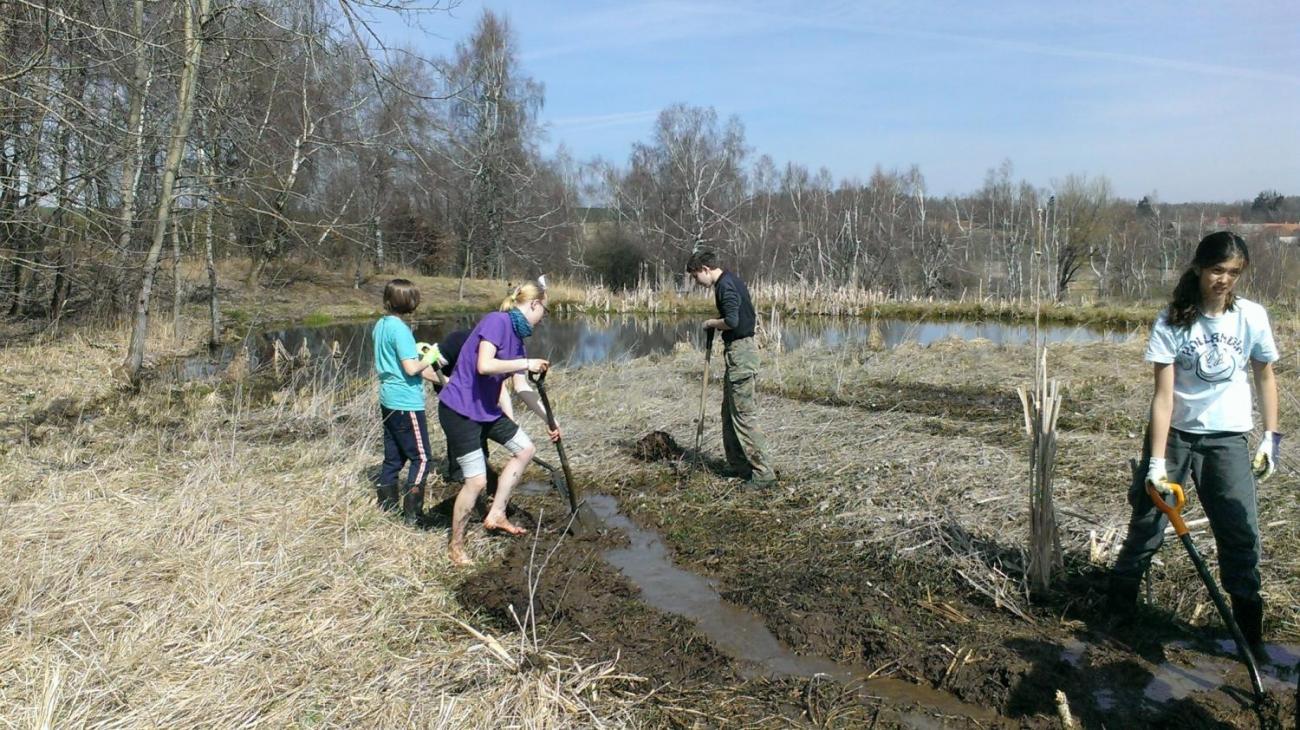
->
xmin=6 ymin=298 xmax=1299 ymax=727
xmin=454 ymin=334 xmax=1300 ymax=727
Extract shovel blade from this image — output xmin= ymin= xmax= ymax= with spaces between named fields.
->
xmin=548 ymin=469 xmax=601 ymax=537
xmin=569 ymin=502 xmax=602 ymax=537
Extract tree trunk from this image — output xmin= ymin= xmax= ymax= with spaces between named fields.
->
xmin=172 ymin=213 xmax=183 ymax=339
xmin=124 ymin=0 xmax=208 ymax=382
xmin=204 ymin=194 xmax=219 ymax=347
xmin=113 ymin=0 xmax=153 ymax=315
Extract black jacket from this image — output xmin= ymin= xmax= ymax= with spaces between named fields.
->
xmin=714 ymin=270 xmax=756 ymax=344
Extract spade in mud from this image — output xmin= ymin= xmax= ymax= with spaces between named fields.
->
xmin=528 ymin=370 xmax=601 ymax=536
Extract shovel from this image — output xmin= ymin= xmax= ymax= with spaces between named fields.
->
xmin=528 ymin=369 xmax=600 ymax=536
xmin=531 ymin=454 xmax=574 ymax=510
xmin=1146 ymin=480 xmax=1267 ymax=704
xmin=693 ymin=328 xmax=715 ymax=468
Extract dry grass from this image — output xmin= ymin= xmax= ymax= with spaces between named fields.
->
xmin=0 ymin=333 xmax=647 ymax=728
xmin=4 ymin=296 xmax=1298 ymax=726
xmin=544 ymin=327 xmax=1300 ymax=634
xmin=545 ymin=277 xmax=1171 ymax=326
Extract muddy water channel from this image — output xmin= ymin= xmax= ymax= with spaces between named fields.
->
xmin=183 ymin=313 xmax=1128 ymax=379
xmin=586 ymin=494 xmax=1003 ymax=727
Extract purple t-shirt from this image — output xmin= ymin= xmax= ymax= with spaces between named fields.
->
xmin=438 ymin=311 xmax=526 ymax=422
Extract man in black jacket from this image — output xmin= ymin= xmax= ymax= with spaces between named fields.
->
xmin=686 ymin=250 xmax=776 ymax=488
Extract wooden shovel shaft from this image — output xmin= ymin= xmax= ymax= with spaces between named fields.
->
xmin=534 ymin=379 xmax=582 ymax=516
xmin=694 ymin=329 xmax=714 ymax=460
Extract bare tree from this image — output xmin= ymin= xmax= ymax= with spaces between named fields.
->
xmin=124 ymin=0 xmax=210 ymax=382
xmin=441 ymin=10 xmax=545 ymax=281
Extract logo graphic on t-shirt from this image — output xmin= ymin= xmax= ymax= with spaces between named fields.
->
xmin=1175 ymin=332 xmax=1244 ymax=384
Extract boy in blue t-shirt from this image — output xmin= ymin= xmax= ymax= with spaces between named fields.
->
xmin=373 ymin=279 xmax=444 ymax=523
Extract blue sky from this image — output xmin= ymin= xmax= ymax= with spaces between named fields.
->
xmin=368 ymin=1 xmax=1300 ymax=203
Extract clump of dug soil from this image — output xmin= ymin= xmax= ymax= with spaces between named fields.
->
xmin=631 ymin=430 xmax=685 ymax=461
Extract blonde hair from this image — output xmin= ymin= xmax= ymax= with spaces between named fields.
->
xmin=500 ymin=280 xmax=545 ymax=311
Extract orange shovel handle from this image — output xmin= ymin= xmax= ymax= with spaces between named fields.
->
xmin=1146 ymin=481 xmax=1188 ymax=536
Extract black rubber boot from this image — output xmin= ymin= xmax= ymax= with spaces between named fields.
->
xmin=1104 ymin=574 xmax=1141 ymax=627
xmin=1230 ymin=593 xmax=1266 ymax=662
xmin=402 ymin=483 xmax=425 ymax=526
xmin=376 ymin=483 xmax=399 ymax=513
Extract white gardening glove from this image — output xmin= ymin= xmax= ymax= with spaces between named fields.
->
xmin=1253 ymin=431 xmax=1283 ymax=481
xmin=1146 ymin=457 xmax=1173 ymax=499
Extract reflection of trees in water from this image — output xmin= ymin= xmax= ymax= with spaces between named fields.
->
xmin=532 ymin=316 xmax=693 ymax=367
xmin=193 ymin=315 xmax=1119 ymax=380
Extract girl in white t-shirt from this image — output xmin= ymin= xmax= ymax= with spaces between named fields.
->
xmin=1108 ymin=231 xmax=1281 ymax=659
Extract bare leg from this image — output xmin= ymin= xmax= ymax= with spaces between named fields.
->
xmin=484 ymin=444 xmax=534 ymax=536
xmin=449 ymin=475 xmax=487 ymax=565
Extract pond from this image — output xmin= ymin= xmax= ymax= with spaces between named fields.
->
xmin=179 ymin=313 xmax=1134 ymax=380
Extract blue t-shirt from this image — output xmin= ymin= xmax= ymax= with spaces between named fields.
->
xmin=1145 ymin=298 xmax=1279 ymax=433
xmin=372 ymin=315 xmax=425 ymax=411
xmin=438 ymin=311 xmax=526 ymax=422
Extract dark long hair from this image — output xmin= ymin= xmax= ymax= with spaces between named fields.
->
xmin=1166 ymin=231 xmax=1249 ymax=329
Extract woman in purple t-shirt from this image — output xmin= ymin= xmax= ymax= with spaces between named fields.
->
xmin=439 ymin=280 xmax=560 ymax=566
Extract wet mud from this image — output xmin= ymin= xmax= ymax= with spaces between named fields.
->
xmin=458 ymin=472 xmax=1298 ymax=727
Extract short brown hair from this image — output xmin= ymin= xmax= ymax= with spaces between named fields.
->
xmin=685 ymin=250 xmax=718 ymax=274
xmin=383 ymin=279 xmax=420 ymax=314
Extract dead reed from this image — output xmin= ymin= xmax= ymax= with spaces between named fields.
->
xmin=0 ymin=332 xmax=647 ymax=728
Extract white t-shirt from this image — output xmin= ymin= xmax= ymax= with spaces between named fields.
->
xmin=1145 ymin=297 xmax=1279 ymax=434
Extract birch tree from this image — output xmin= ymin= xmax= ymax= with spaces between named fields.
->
xmin=124 ymin=0 xmax=210 ymax=382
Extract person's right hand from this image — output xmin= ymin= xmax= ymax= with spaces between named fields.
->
xmin=417 ymin=342 xmax=442 ymax=368
xmin=1146 ymin=457 xmax=1173 ymax=499
xmin=526 ymin=358 xmax=550 ymax=374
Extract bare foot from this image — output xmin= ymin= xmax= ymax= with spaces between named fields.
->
xmin=483 ymin=517 xmax=528 ymax=536
xmin=449 ymin=546 xmax=474 ymax=566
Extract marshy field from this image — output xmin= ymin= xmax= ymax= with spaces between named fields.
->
xmin=3 ymin=273 xmax=1299 ymax=728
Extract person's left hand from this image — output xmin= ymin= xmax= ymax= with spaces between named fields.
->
xmin=548 ymin=424 xmax=563 ymax=442
xmin=1253 ymin=431 xmax=1283 ymax=481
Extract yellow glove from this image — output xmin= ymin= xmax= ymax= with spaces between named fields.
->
xmin=417 ymin=342 xmax=444 ymax=368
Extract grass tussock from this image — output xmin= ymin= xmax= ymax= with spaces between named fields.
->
xmin=0 ymin=333 xmax=647 ymax=728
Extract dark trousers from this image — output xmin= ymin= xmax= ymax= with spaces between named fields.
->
xmin=1112 ymin=429 xmax=1261 ymax=599
xmin=379 ymin=406 xmax=432 ymax=489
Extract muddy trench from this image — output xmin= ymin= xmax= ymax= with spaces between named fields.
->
xmin=457 ymin=457 xmax=1297 ymax=728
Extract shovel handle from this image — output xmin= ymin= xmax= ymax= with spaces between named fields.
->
xmin=693 ymin=329 xmax=715 ymax=463
xmin=527 ymin=370 xmax=558 ymax=428
xmin=526 ymin=369 xmax=581 ymax=516
xmin=1146 ymin=481 xmax=1189 ymax=536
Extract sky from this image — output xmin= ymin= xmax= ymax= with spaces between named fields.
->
xmin=366 ymin=1 xmax=1300 ymax=203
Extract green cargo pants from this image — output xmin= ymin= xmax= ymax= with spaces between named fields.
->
xmin=721 ymin=338 xmax=775 ymax=482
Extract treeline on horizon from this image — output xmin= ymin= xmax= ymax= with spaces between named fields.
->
xmin=3 ymin=3 xmax=1297 ymax=372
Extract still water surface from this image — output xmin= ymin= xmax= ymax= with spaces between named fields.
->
xmin=182 ymin=313 xmax=1131 ymax=379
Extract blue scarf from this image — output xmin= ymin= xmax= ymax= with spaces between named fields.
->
xmin=508 ymin=307 xmax=533 ymax=338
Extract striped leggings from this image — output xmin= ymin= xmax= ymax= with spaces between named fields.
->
xmin=379 ymin=406 xmax=432 ymax=489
